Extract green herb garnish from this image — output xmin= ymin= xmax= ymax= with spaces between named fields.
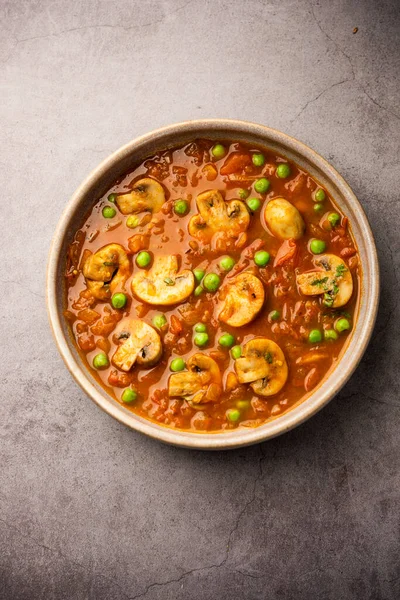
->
xmin=164 ymin=277 xmax=175 ymax=286
xmin=323 ymin=293 xmax=334 ymax=307
xmin=265 ymin=352 xmax=273 ymax=364
xmin=311 ymin=276 xmax=329 ymax=287
xmin=335 ymin=264 xmax=347 ymax=278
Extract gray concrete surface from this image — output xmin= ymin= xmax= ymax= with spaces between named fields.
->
xmin=1 ymin=0 xmax=399 ymax=598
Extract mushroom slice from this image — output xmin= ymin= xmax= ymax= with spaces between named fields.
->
xmin=264 ymin=197 xmax=305 ymax=240
xmin=235 ymin=338 xmax=288 ymax=397
xmin=131 ymin=255 xmax=194 ymax=306
xmin=115 ymin=178 xmax=165 ymax=215
xmin=168 ymin=354 xmax=222 ymax=407
xmin=219 ymin=273 xmax=265 ymax=327
xmin=296 ymin=254 xmax=353 ymax=308
xmin=83 ymin=243 xmax=130 ymax=301
xmin=188 ymin=190 xmax=250 ymax=241
xmin=112 ymin=319 xmax=162 ymax=371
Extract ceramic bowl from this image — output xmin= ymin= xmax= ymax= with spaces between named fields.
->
xmin=47 ymin=119 xmax=379 ymax=449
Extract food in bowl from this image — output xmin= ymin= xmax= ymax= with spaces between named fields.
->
xmin=64 ymin=139 xmax=359 ymax=432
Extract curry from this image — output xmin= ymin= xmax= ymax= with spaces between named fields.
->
xmin=64 ymin=139 xmax=359 ymax=432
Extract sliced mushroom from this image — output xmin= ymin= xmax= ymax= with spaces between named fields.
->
xmin=235 ymin=338 xmax=288 ymax=397
xmin=112 ymin=319 xmax=162 ymax=371
xmin=168 ymin=354 xmax=222 ymax=407
xmin=83 ymin=243 xmax=130 ymax=301
xmin=131 ymin=255 xmax=194 ymax=306
xmin=218 ymin=273 xmax=265 ymax=327
xmin=264 ymin=197 xmax=305 ymax=240
xmin=188 ymin=189 xmax=250 ymax=242
xmin=296 ymin=254 xmax=353 ymax=308
xmin=115 ymin=178 xmax=165 ymax=215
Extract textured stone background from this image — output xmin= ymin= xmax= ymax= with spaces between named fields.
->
xmin=1 ymin=0 xmax=399 ymax=598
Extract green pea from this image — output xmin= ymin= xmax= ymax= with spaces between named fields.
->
xmin=102 ymin=206 xmax=116 ymax=219
xmin=310 ymin=239 xmax=326 ymax=255
xmin=254 ymin=250 xmax=270 ymax=267
xmin=276 ymin=163 xmax=291 ymax=178
xmin=254 ymin=177 xmax=270 ymax=194
xmin=211 ymin=143 xmax=226 ymax=159
xmin=152 ymin=314 xmax=167 ymax=330
xmin=335 ymin=318 xmax=351 ymax=333
xmin=219 ymin=256 xmax=235 ymax=272
xmin=194 ymin=322 xmax=207 ymax=333
xmin=328 ymin=212 xmax=340 ymax=228
xmin=247 ymin=197 xmax=261 ymax=212
xmin=238 ymin=188 xmax=249 ymax=200
xmin=219 ymin=333 xmax=235 ymax=348
xmin=92 ymin=352 xmax=109 ymax=370
xmin=170 ymin=358 xmax=186 ymax=372
xmin=226 ymin=408 xmax=241 ymax=422
xmin=194 ymin=285 xmax=204 ymax=297
xmin=313 ymin=203 xmax=324 ymax=213
xmin=269 ymin=310 xmax=280 ymax=321
xmin=314 ymin=188 xmax=326 ymax=202
xmin=121 ymin=388 xmax=137 ymax=404
xmin=252 ymin=153 xmax=265 ymax=167
xmin=136 ymin=251 xmax=151 ymax=268
xmin=203 ymin=273 xmax=221 ymax=292
xmin=324 ymin=329 xmax=338 ymax=341
xmin=236 ymin=400 xmax=250 ymax=410
xmin=108 ymin=193 xmax=118 ymax=203
xmin=231 ymin=345 xmax=242 ymax=359
xmin=193 ymin=268 xmax=205 ymax=283
xmin=308 ymin=329 xmax=322 ymax=343
xmin=126 ymin=215 xmax=140 ymax=229
xmin=174 ymin=199 xmax=189 ymax=216
xmin=111 ymin=293 xmax=127 ymax=309
xmin=194 ymin=332 xmax=209 ymax=347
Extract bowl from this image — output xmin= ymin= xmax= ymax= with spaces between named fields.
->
xmin=46 ymin=119 xmax=379 ymax=449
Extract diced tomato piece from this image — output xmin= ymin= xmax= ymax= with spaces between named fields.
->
xmin=220 ymin=153 xmax=251 ymax=175
xmin=304 ymin=367 xmax=321 ymax=392
xmin=340 ymin=247 xmax=357 ymax=258
xmin=170 ymin=315 xmax=183 ymax=335
xmin=96 ymin=337 xmax=111 ymax=353
xmin=202 ymin=164 xmax=218 ymax=181
xmin=77 ymin=332 xmax=95 ymax=352
xmin=72 ymin=289 xmax=96 ymax=311
xmin=77 ymin=308 xmax=101 ymax=324
xmin=274 ymin=239 xmax=298 ymax=267
xmin=128 ymin=234 xmax=150 ymax=254
xmin=108 ymin=369 xmax=133 ymax=388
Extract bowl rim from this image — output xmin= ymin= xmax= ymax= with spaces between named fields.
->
xmin=46 ymin=119 xmax=380 ymax=450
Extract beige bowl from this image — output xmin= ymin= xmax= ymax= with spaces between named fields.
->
xmin=47 ymin=120 xmax=379 ymax=449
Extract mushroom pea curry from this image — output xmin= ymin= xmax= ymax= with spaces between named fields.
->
xmin=65 ymin=139 xmax=359 ymax=432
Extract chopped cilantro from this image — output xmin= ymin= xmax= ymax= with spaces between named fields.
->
xmin=323 ymin=293 xmax=334 ymax=308
xmin=311 ymin=276 xmax=329 ymax=286
xmin=265 ymin=352 xmax=273 ymax=364
xmin=164 ymin=277 xmax=175 ymax=285
xmin=335 ymin=264 xmax=347 ymax=278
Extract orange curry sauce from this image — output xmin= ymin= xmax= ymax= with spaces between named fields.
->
xmin=64 ymin=139 xmax=359 ymax=432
